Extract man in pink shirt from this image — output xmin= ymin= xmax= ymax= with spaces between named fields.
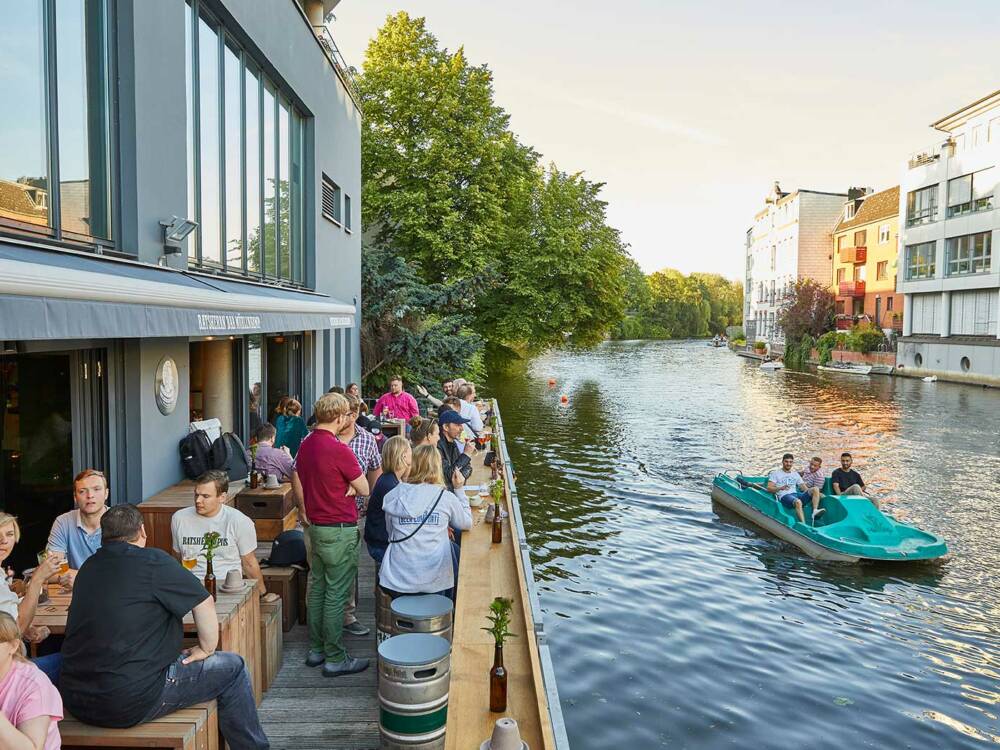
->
xmin=372 ymin=375 xmax=419 ymax=420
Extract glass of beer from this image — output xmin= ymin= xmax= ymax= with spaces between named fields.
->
xmin=182 ymin=556 xmax=198 ymax=571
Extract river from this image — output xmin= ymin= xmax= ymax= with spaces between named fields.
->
xmin=487 ymin=340 xmax=1000 ymax=749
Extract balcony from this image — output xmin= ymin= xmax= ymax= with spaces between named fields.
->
xmin=838 ymin=246 xmax=867 ymax=264
xmin=838 ymin=281 xmax=865 ymax=297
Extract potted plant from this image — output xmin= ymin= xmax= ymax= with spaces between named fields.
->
xmin=754 ymin=340 xmax=767 ymax=353
xmin=482 ymin=597 xmax=516 ymax=712
xmin=201 ymin=531 xmax=222 ymax=599
xmin=490 ymin=478 xmax=505 ymax=544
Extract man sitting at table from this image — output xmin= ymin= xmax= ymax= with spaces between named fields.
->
xmin=45 ymin=468 xmax=109 ymax=588
xmin=253 ymin=423 xmax=294 ymax=482
xmin=437 ymin=410 xmax=474 ymax=493
xmin=171 ymin=471 xmax=269 ymax=599
xmin=372 ymin=375 xmax=420 ymax=421
xmin=60 ymin=504 xmax=269 ymax=748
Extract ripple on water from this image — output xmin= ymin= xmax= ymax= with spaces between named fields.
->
xmin=488 ymin=341 xmax=1000 ymax=750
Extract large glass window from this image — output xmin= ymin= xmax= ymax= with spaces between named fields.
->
xmin=906 ymin=242 xmax=936 ymax=280
xmin=185 ymin=0 xmax=307 ymax=283
xmin=906 ymin=185 xmax=938 ymax=227
xmin=946 ymin=232 xmax=992 ymax=276
xmin=1 ymin=0 xmax=113 ymax=243
xmin=947 ymin=169 xmax=994 ymax=218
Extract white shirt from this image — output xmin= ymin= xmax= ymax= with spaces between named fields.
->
xmin=767 ymin=469 xmax=804 ymax=500
xmin=170 ymin=504 xmax=257 ymax=581
xmin=379 ymin=482 xmax=473 ymax=594
xmin=0 ymin=577 xmax=18 ymax=621
xmin=460 ymin=400 xmax=484 ymax=440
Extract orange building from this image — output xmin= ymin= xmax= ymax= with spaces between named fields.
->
xmin=831 ymin=186 xmax=903 ymax=332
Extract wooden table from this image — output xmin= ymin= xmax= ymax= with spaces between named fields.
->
xmin=236 ymin=484 xmax=298 ymax=542
xmin=377 ymin=419 xmax=405 ymax=437
xmin=33 ymin=581 xmax=263 ymax=704
xmin=140 ymin=480 xmax=240 ymax=555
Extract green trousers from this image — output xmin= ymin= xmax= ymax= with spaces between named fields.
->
xmin=306 ymin=525 xmax=359 ymax=662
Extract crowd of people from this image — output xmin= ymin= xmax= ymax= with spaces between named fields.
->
xmin=766 ymin=451 xmax=875 ymax=523
xmin=0 ymin=374 xmax=488 ymax=748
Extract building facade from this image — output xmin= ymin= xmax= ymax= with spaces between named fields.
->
xmin=0 ymin=0 xmax=361 ymax=568
xmin=748 ymin=183 xmax=847 ymax=345
xmin=897 ymin=90 xmax=1000 ymax=385
xmin=743 ymin=227 xmax=754 ymax=341
xmin=831 ymin=186 xmax=902 ymax=333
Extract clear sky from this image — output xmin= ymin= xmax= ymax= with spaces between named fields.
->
xmin=333 ymin=0 xmax=1000 ymax=281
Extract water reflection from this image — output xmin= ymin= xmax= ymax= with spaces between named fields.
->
xmin=488 ymin=341 xmax=1000 ymax=749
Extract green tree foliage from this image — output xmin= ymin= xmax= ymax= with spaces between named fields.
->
xmin=776 ymin=279 xmax=835 ymax=343
xmin=846 ymin=323 xmax=886 ymax=354
xmin=611 ymin=268 xmax=742 ymax=339
xmin=356 ymin=12 xmax=631 ymax=379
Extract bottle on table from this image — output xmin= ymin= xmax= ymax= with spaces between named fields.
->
xmin=204 ymin=558 xmax=216 ymax=600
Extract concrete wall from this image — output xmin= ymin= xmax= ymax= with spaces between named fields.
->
xmin=897 ymin=338 xmax=1000 ymax=386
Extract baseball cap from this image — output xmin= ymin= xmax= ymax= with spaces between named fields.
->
xmin=438 ymin=410 xmax=471 ymax=425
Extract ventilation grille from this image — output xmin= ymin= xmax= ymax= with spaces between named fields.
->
xmin=322 ymin=175 xmax=341 ymax=224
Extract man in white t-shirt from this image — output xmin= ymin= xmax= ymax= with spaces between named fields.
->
xmin=170 ymin=471 xmax=268 ymax=597
xmin=766 ymin=453 xmax=824 ymax=524
xmin=456 ymin=383 xmax=484 ymax=442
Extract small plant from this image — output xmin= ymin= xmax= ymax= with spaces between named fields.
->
xmin=490 ymin=478 xmax=505 ymax=504
xmin=481 ymin=597 xmax=516 ymax=648
xmin=201 ymin=531 xmax=222 ymax=563
xmin=754 ymin=340 xmax=766 ymax=352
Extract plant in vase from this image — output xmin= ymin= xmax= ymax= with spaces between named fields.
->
xmin=490 ymin=478 xmax=504 ymax=544
xmin=249 ymin=443 xmax=260 ymax=488
xmin=201 ymin=531 xmax=222 ymax=599
xmin=482 ymin=597 xmax=516 ymax=712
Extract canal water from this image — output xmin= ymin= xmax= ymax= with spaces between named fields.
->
xmin=488 ymin=340 xmax=1000 ymax=749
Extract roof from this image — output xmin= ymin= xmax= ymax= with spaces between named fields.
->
xmin=932 ymin=89 xmax=1000 ymax=132
xmin=834 ymin=186 xmax=899 ymax=232
xmin=0 ymin=179 xmax=48 ymax=225
xmin=754 ymin=188 xmax=849 ymax=220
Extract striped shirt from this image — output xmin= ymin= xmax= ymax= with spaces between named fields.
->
xmin=801 ymin=468 xmax=825 ymax=489
xmin=347 ymin=426 xmax=381 ymax=510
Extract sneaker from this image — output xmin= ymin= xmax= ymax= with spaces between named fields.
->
xmin=343 ymin=621 xmax=370 ymax=636
xmin=813 ymin=508 xmax=826 ymax=518
xmin=323 ymin=656 xmax=369 ymax=677
xmin=305 ymin=650 xmax=325 ymax=667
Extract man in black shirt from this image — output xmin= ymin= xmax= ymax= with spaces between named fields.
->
xmin=831 ymin=453 xmax=879 ymax=508
xmin=437 ymin=410 xmax=473 ymax=492
xmin=61 ymin=504 xmax=268 ymax=749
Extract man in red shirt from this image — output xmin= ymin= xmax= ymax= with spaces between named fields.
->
xmin=372 ymin=375 xmax=420 ymax=421
xmin=291 ymin=392 xmax=370 ymax=677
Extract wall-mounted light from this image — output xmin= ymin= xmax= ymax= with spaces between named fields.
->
xmin=159 ymin=216 xmax=198 ymax=255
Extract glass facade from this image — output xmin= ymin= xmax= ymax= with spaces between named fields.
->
xmin=1 ymin=0 xmax=113 ymax=242
xmin=906 ymin=242 xmax=936 ymax=280
xmin=946 ymin=232 xmax=992 ymax=276
xmin=185 ymin=1 xmax=307 ymax=282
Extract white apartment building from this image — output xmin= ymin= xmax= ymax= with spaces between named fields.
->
xmin=897 ymin=90 xmax=1000 ymax=386
xmin=748 ymin=182 xmax=849 ymax=344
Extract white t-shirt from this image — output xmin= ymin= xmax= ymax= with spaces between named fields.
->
xmin=768 ymin=469 xmax=804 ymax=500
xmin=460 ymin=400 xmax=484 ymax=441
xmin=170 ymin=505 xmax=257 ymax=581
xmin=379 ymin=482 xmax=473 ymax=594
xmin=0 ymin=577 xmax=18 ymax=621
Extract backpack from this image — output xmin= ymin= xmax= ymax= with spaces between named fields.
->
xmin=179 ymin=430 xmax=213 ymax=480
xmin=220 ymin=432 xmax=251 ymax=482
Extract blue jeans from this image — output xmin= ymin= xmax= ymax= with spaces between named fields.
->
xmin=140 ymin=653 xmax=268 ymax=750
xmin=32 ymin=653 xmax=62 ymax=686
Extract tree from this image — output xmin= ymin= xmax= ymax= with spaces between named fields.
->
xmin=776 ymin=279 xmax=835 ymax=343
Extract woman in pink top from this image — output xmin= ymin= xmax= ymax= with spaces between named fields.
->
xmin=0 ymin=612 xmax=62 ymax=750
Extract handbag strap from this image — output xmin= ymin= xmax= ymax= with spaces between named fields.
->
xmin=387 ymin=488 xmax=446 ymax=544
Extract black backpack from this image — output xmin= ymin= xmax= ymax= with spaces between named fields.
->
xmin=219 ymin=432 xmax=251 ymax=482
xmin=179 ymin=430 xmax=213 ymax=480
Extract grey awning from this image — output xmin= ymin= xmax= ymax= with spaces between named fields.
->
xmin=0 ymin=243 xmax=355 ymax=340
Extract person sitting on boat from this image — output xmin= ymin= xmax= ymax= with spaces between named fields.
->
xmin=831 ymin=453 xmax=879 ymax=508
xmin=767 ymin=453 xmax=825 ymax=524
xmin=800 ymin=456 xmax=825 ymax=490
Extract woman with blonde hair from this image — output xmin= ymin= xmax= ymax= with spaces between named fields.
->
xmin=379 ymin=445 xmax=471 ymax=598
xmin=0 ymin=514 xmax=61 ymax=651
xmin=0 ymin=613 xmax=63 ymax=750
xmin=364 ymin=436 xmax=411 ymax=566
xmin=408 ymin=415 xmax=439 ymax=448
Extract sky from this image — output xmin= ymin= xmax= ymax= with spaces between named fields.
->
xmin=332 ymin=0 xmax=1000 ymax=281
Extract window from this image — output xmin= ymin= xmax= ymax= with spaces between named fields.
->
xmin=837 ymin=235 xmax=846 ymax=250
xmin=1 ymin=0 xmax=114 ymax=244
xmin=972 ymin=125 xmax=983 ymax=148
xmin=950 ymin=290 xmax=998 ymax=335
xmin=836 ymin=267 xmax=845 ymax=283
xmin=906 ymin=241 xmax=936 ymax=280
xmin=344 ymin=194 xmax=352 ymax=232
xmin=947 ymin=169 xmax=994 ymax=217
xmin=844 ymin=203 xmax=855 ymax=221
xmin=907 ymin=185 xmax=938 ymax=226
xmin=770 ymin=246 xmax=776 ymax=271
xmin=876 ymin=261 xmax=888 ymax=280
xmin=854 ymin=230 xmax=866 ymax=247
xmin=991 ymin=118 xmax=1000 ymax=143
xmin=878 ymin=224 xmax=890 ymax=244
xmin=322 ymin=176 xmax=342 ymax=224
xmin=946 ymin=232 xmax=992 ymax=276
xmin=185 ymin=1 xmax=307 ymax=281
xmin=886 ymin=297 xmax=894 ymax=312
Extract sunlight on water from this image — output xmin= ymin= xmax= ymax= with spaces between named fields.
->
xmin=488 ymin=340 xmax=1000 ymax=749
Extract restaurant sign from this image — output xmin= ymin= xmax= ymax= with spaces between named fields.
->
xmin=329 ymin=315 xmax=353 ymax=327
xmin=197 ymin=313 xmax=263 ymax=332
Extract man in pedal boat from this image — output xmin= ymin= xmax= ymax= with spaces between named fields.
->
xmin=831 ymin=453 xmax=879 ymax=508
xmin=767 ymin=453 xmax=825 ymax=524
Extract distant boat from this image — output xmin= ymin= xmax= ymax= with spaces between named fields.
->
xmin=818 ymin=362 xmax=872 ymax=376
xmin=869 ymin=363 xmax=894 ymax=375
xmin=760 ymin=360 xmax=783 ymax=371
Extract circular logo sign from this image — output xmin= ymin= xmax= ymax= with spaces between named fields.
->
xmin=154 ymin=356 xmax=179 ymax=416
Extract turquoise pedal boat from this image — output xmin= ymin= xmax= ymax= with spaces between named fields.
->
xmin=711 ymin=474 xmax=948 ymax=562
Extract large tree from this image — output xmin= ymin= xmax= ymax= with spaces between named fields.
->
xmin=776 ymin=279 xmax=835 ymax=342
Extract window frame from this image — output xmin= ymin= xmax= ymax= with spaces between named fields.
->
xmin=0 ymin=0 xmax=120 ymax=254
xmin=905 ymin=241 xmax=936 ymax=280
xmin=946 ymin=170 xmax=994 ymax=218
xmin=876 ymin=261 xmax=888 ymax=281
xmin=946 ymin=232 xmax=992 ymax=277
xmin=906 ymin=185 xmax=938 ymax=227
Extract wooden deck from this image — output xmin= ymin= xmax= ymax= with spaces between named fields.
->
xmin=259 ymin=547 xmax=380 ymax=750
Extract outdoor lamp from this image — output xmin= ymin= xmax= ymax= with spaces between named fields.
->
xmin=159 ymin=216 xmax=198 ymax=254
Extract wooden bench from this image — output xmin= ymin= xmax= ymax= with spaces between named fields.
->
xmin=261 ymin=566 xmax=299 ymax=632
xmin=61 ymin=701 xmax=219 ymax=750
xmin=260 ymin=598 xmax=283 ymax=692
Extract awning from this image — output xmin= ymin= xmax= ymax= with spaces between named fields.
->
xmin=0 ymin=243 xmax=356 ymax=340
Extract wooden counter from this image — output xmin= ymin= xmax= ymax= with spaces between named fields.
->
xmin=446 ymin=441 xmax=557 ymax=749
